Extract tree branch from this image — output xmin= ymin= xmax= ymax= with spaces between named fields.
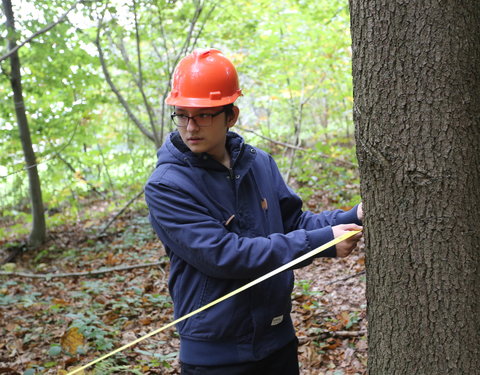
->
xmin=95 ymin=14 xmax=155 ymax=143
xmin=132 ymin=0 xmax=160 ymax=146
xmin=155 ymin=6 xmax=171 ymax=71
xmin=325 ymin=270 xmax=365 ymax=285
xmin=178 ymin=0 xmax=203 ymax=57
xmin=1 ymin=115 xmax=80 ymax=178
xmin=237 ymin=125 xmax=357 ymax=168
xmin=0 ymin=0 xmax=83 ymax=62
xmin=0 ymin=260 xmax=168 ymax=279
xmin=98 ymin=189 xmax=144 ymax=236
xmin=190 ymin=1 xmax=218 ymax=50
xmin=327 ymin=330 xmax=367 ymax=338
xmin=54 ymin=151 xmax=107 ymax=198
xmin=238 ymin=126 xmax=307 ymax=151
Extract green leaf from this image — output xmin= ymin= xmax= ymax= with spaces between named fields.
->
xmin=48 ymin=345 xmax=62 ymax=356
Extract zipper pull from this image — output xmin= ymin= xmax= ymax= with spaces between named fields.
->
xmin=223 ymin=214 xmax=235 ymax=228
xmin=261 ymin=198 xmax=268 ymax=211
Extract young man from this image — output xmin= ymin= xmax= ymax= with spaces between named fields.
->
xmin=145 ymin=48 xmax=363 ymax=375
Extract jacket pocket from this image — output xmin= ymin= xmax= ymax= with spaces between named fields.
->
xmin=180 ymin=276 xmax=254 ymax=340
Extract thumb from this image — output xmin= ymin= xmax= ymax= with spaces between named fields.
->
xmin=342 ymin=224 xmax=363 ymax=232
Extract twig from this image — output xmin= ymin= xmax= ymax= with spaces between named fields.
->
xmin=190 ymin=1 xmax=218 ymax=50
xmin=95 ymin=11 xmax=155 ymax=143
xmin=96 ymin=142 xmax=116 ymax=200
xmin=331 ymin=330 xmax=367 ymax=337
xmin=54 ymin=151 xmax=106 ymax=199
xmin=98 ymin=189 xmax=145 ymax=236
xmin=1 ymin=243 xmax=26 ymax=264
xmin=238 ymin=126 xmax=357 ymax=168
xmin=238 ymin=126 xmax=307 ymax=151
xmin=0 ymin=260 xmax=168 ymax=279
xmin=0 ymin=0 xmax=84 ymax=62
xmin=132 ymin=0 xmax=160 ymax=145
xmin=1 ymin=118 xmax=79 ymax=178
xmin=325 ymin=270 xmax=365 ymax=285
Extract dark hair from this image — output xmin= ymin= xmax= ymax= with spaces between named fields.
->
xmin=224 ymin=103 xmax=235 ymax=121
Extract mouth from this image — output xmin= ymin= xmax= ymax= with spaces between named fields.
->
xmin=187 ymin=137 xmax=203 ymax=144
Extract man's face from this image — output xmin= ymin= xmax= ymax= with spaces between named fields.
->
xmin=173 ymin=106 xmax=237 ymax=160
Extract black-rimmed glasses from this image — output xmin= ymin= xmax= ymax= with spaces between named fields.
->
xmin=171 ymin=109 xmax=226 ymax=127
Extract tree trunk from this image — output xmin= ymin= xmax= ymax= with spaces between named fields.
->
xmin=349 ymin=1 xmax=480 ymax=374
xmin=3 ymin=0 xmax=46 ymax=247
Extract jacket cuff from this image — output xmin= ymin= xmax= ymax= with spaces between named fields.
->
xmin=335 ymin=204 xmax=362 ymax=226
xmin=307 ymin=226 xmax=336 ymax=257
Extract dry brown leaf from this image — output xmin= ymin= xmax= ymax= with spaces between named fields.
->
xmin=52 ymin=298 xmax=70 ymax=307
xmin=62 ymin=367 xmax=90 ymax=375
xmin=324 ymin=337 xmax=342 ymax=350
xmin=105 ymin=252 xmax=119 ymax=266
xmin=60 ymin=327 xmax=85 ymax=355
xmin=338 ymin=311 xmax=351 ymax=329
xmin=102 ymin=310 xmax=119 ymax=324
xmin=5 ymin=322 xmax=18 ymax=332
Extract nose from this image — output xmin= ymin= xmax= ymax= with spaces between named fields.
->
xmin=186 ymin=117 xmax=200 ymax=131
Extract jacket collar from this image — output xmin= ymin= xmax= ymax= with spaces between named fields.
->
xmin=162 ymin=131 xmax=254 ymax=172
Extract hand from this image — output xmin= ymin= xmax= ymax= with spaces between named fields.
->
xmin=357 ymin=202 xmax=364 ymax=221
xmin=332 ymin=224 xmax=363 ymax=258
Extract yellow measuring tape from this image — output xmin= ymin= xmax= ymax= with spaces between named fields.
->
xmin=67 ymin=230 xmax=361 ymax=375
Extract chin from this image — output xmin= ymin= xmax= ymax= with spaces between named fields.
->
xmin=188 ymin=145 xmax=206 ymax=154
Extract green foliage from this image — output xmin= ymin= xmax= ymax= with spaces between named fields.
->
xmin=48 ymin=344 xmax=62 ymax=356
xmin=92 ymin=358 xmax=143 ymax=375
xmin=295 ymin=279 xmax=323 ymax=297
xmin=0 ymin=0 xmax=359 ymax=237
xmin=294 ymin=279 xmax=324 ymax=309
xmin=345 ymin=311 xmax=360 ymax=329
xmin=271 ymin=136 xmax=360 ymax=207
xmin=134 ymin=348 xmax=178 ymax=369
xmin=67 ymin=311 xmax=115 ymax=351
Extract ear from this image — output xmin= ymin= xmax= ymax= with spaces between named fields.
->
xmin=227 ymin=106 xmax=240 ymax=129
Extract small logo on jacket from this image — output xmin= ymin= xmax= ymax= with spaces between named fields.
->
xmin=271 ymin=315 xmax=283 ymax=326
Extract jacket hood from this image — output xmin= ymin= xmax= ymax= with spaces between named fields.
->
xmin=155 ymin=131 xmax=246 ymax=171
xmin=154 ymin=130 xmax=256 ymax=223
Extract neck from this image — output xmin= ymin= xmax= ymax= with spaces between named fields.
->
xmin=217 ymin=150 xmax=231 ymax=169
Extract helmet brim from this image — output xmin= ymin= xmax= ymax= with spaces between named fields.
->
xmin=165 ymin=91 xmax=242 ymax=108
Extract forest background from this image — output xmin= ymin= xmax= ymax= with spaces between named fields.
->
xmin=1 ymin=0 xmax=365 ymax=374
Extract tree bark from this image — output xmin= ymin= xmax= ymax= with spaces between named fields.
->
xmin=349 ymin=1 xmax=480 ymax=374
xmin=2 ymin=0 xmax=46 ymax=247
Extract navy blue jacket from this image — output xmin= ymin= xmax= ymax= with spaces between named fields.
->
xmin=145 ymin=131 xmax=361 ymax=366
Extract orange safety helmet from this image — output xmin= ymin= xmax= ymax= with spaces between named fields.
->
xmin=166 ymin=48 xmax=242 ymax=107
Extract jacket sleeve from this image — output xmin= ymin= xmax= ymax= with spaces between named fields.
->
xmin=269 ymin=156 xmax=362 ymax=257
xmin=145 ymin=179 xmax=334 ymax=280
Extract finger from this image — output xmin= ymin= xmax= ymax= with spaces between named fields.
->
xmin=346 ymin=225 xmax=363 ymax=232
xmin=352 ymin=232 xmax=363 ymax=240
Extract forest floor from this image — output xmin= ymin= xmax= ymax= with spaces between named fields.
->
xmin=0 ymin=197 xmax=367 ymax=375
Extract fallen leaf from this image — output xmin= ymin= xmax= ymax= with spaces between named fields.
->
xmin=0 ymin=367 xmax=20 ymax=374
xmin=5 ymin=322 xmax=18 ymax=332
xmin=61 ymin=327 xmax=85 ymax=355
xmin=324 ymin=337 xmax=342 ymax=350
xmin=338 ymin=311 xmax=350 ymax=329
xmin=105 ymin=253 xmax=119 ymax=266
xmin=52 ymin=298 xmax=70 ymax=307
xmin=63 ymin=367 xmax=86 ymax=375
